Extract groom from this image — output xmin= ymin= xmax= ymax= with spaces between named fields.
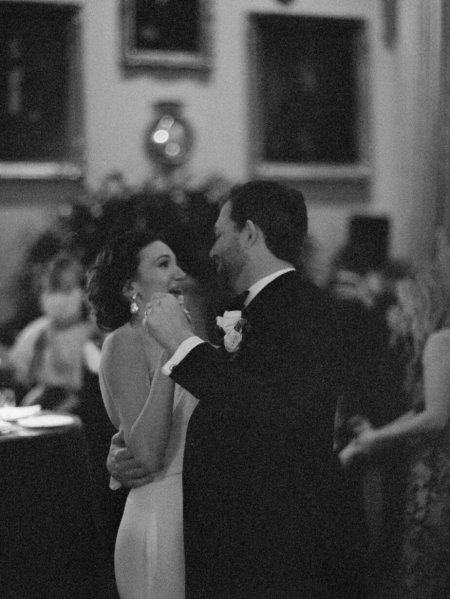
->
xmin=110 ymin=180 xmax=365 ymax=598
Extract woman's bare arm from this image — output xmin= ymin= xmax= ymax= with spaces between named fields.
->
xmin=101 ymin=327 xmax=175 ymax=472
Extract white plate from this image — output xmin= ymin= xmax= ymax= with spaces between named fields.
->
xmin=17 ymin=414 xmax=75 ymax=428
xmin=0 ymin=405 xmax=42 ymax=421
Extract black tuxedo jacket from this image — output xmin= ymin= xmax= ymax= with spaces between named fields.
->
xmin=171 ymin=272 xmax=364 ymax=599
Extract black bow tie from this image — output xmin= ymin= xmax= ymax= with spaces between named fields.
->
xmin=228 ymin=290 xmax=249 ymax=311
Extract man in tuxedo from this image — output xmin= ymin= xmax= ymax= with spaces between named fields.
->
xmin=110 ymin=180 xmax=365 ymax=598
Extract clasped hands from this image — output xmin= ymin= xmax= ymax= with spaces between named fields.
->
xmin=143 ymin=292 xmax=194 ymax=355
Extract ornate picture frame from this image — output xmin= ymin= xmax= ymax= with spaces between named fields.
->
xmin=121 ymin=0 xmax=212 ymax=71
xmin=248 ymin=13 xmax=371 ymax=182
xmin=0 ymin=2 xmax=84 ymax=181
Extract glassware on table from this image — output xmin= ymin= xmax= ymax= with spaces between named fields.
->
xmin=0 ymin=388 xmax=16 ymax=408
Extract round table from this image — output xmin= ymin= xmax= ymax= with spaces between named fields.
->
xmin=0 ymin=413 xmax=109 ymax=599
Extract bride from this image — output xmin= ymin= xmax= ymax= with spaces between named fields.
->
xmin=86 ymin=229 xmax=198 ymax=599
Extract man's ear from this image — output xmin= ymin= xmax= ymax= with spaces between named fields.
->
xmin=244 ymin=219 xmax=260 ymax=248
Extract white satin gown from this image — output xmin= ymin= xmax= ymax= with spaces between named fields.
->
xmin=115 ymin=385 xmax=198 ymax=599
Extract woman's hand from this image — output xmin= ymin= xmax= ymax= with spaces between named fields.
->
xmin=352 ymin=428 xmax=379 ymax=455
xmin=338 ymin=439 xmax=361 ymax=468
xmin=348 ymin=414 xmax=373 ymax=436
xmin=338 ymin=426 xmax=379 ymax=468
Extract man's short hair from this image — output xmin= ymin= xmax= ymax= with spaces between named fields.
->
xmin=227 ymin=180 xmax=308 ymax=265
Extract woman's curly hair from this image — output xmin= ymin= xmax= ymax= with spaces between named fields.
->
xmin=86 ymin=229 xmax=160 ymax=332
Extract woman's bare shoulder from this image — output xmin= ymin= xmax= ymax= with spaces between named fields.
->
xmin=102 ymin=324 xmax=143 ymax=363
xmin=424 ymin=328 xmax=450 ymax=363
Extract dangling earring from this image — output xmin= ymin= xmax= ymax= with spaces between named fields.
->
xmin=130 ymin=293 xmax=139 ymax=315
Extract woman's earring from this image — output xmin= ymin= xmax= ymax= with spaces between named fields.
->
xmin=130 ymin=293 xmax=139 ymax=315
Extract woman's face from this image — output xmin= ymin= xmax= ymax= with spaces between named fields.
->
xmin=131 ymin=241 xmax=186 ymax=306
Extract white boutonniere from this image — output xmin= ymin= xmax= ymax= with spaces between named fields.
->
xmin=216 ymin=310 xmax=248 ymax=353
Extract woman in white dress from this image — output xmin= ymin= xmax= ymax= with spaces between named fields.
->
xmin=86 ymin=229 xmax=198 ymax=599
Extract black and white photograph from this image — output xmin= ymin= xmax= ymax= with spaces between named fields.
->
xmin=1 ymin=2 xmax=450 ymax=599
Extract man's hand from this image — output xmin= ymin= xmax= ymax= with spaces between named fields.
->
xmin=107 ymin=431 xmax=155 ymax=489
xmin=144 ymin=292 xmax=194 ymax=355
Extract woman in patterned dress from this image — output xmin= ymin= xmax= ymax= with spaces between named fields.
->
xmin=340 ymin=265 xmax=450 ymax=598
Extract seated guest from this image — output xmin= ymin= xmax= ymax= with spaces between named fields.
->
xmin=0 ymin=231 xmax=63 ymax=348
xmin=8 ymin=252 xmax=96 ymax=412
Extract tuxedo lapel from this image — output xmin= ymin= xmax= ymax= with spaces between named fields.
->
xmin=233 ymin=271 xmax=301 ymax=363
xmin=227 ymin=290 xmax=250 ymax=312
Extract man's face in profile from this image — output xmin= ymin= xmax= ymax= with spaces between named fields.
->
xmin=210 ymin=201 xmax=245 ymax=293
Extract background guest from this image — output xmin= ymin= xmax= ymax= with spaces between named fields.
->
xmin=7 ymin=252 xmax=96 ymax=412
xmin=327 ymin=233 xmax=415 ymax=595
xmin=0 ymin=231 xmax=64 ymax=350
xmin=340 ymin=265 xmax=450 ymax=598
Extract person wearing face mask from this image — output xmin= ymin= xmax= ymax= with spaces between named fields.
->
xmin=8 ymin=252 xmax=96 ymax=412
xmin=86 ymin=229 xmax=198 ymax=599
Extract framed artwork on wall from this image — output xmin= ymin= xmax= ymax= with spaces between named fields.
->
xmin=0 ymin=2 xmax=84 ymax=181
xmin=121 ymin=0 xmax=212 ymax=71
xmin=248 ymin=13 xmax=371 ymax=182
